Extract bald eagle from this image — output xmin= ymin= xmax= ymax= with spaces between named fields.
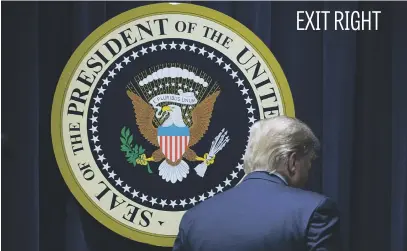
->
xmin=126 ymin=90 xmax=220 ymax=183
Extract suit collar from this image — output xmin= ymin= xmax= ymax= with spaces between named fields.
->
xmin=243 ymin=171 xmax=288 ymax=186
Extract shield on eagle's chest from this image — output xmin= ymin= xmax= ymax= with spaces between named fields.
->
xmin=157 ymin=125 xmax=190 ymax=162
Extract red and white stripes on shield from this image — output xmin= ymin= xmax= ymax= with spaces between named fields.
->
xmin=158 ymin=136 xmax=190 ymax=162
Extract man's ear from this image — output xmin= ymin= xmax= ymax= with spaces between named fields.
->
xmin=287 ymin=152 xmax=297 ymax=176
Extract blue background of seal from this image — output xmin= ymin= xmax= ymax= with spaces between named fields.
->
xmin=90 ymin=38 xmax=253 ymax=211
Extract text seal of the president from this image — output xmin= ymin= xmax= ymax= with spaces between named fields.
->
xmin=51 ymin=3 xmax=295 ymax=247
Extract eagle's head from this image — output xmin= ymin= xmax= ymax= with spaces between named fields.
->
xmin=161 ymin=105 xmax=185 ymax=127
xmin=162 ymin=105 xmax=182 ymax=114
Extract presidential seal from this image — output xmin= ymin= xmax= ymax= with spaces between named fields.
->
xmin=51 ymin=3 xmax=294 ymax=247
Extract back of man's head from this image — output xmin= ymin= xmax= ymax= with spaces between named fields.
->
xmin=243 ymin=116 xmax=320 ymax=177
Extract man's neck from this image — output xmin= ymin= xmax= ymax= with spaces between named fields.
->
xmin=269 ymin=170 xmax=289 ymax=186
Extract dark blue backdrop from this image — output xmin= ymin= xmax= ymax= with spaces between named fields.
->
xmin=2 ymin=1 xmax=407 ymax=251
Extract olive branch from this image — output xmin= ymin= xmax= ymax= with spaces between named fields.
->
xmin=120 ymin=126 xmax=152 ymax=174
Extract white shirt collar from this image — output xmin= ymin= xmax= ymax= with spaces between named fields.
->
xmin=269 ymin=170 xmax=289 ymax=185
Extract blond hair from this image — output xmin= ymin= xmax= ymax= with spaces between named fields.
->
xmin=243 ymin=116 xmax=320 ymax=174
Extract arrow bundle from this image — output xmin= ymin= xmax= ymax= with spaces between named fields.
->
xmin=194 ymin=129 xmax=230 ymax=177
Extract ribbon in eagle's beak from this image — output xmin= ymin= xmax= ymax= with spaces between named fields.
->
xmin=162 ymin=106 xmax=172 ymax=112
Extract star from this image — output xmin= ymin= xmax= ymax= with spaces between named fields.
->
xmin=102 ymin=163 xmax=111 ymax=171
xmin=171 ymin=83 xmax=175 ymax=86
xmin=236 ymin=78 xmax=244 ymax=87
xmin=93 ymin=145 xmax=102 ymax=153
xmin=150 ymin=197 xmax=157 ymax=206
xmin=108 ymin=170 xmax=116 ymax=179
xmin=195 ymin=91 xmax=199 ymax=95
xmin=102 ymin=78 xmax=110 ymax=86
xmin=199 ymin=193 xmax=207 ymax=202
xmin=154 ymin=87 xmax=157 ymax=91
xmin=179 ymin=199 xmax=187 ymax=208
xmin=148 ymin=90 xmax=152 ymax=94
xmin=240 ymin=87 xmax=249 ymax=95
xmin=159 ymin=84 xmax=163 ymax=88
xmin=230 ymin=70 xmax=238 ymax=79
xmin=187 ymin=118 xmax=191 ymax=122
xmin=185 ymin=113 xmax=189 ymax=117
xmin=249 ymin=116 xmax=256 ymax=124
xmin=98 ymin=86 xmax=106 ymax=94
xmin=189 ymin=43 xmax=197 ymax=52
xmin=115 ymin=63 xmax=123 ymax=71
xmin=207 ymin=51 xmax=215 ymax=60
xmin=169 ymin=41 xmax=177 ymax=49
xmin=131 ymin=190 xmax=139 ymax=198
xmin=149 ymin=43 xmax=157 ymax=52
xmin=179 ymin=42 xmax=187 ymax=50
xmin=90 ymin=116 xmax=98 ymax=124
xmin=184 ymin=84 xmax=188 ymax=89
xmin=159 ymin=41 xmax=167 ymax=50
xmin=236 ymin=163 xmax=244 ymax=171
xmin=115 ymin=178 xmax=123 ymax=186
xmin=189 ymin=197 xmax=197 ymax=205
xmin=208 ymin=190 xmax=215 ymax=198
xmin=122 ymin=56 xmax=130 ymax=65
xmin=198 ymin=46 xmax=206 ymax=55
xmin=216 ymin=57 xmax=224 ymax=65
xmin=245 ymin=96 xmax=253 ymax=104
xmin=131 ymin=51 xmax=139 ymax=59
xmin=182 ymin=106 xmax=186 ymax=110
xmin=159 ymin=199 xmax=168 ymax=208
xmin=123 ymin=184 xmax=131 ymax=193
xmin=165 ymin=83 xmax=169 ymax=87
xmin=91 ymin=135 xmax=99 ymax=144
xmin=89 ymin=125 xmax=98 ymax=134
xmin=189 ymin=87 xmax=193 ymax=91
xmin=230 ymin=171 xmax=238 ymax=179
xmin=241 ymin=154 xmax=245 ymax=161
xmin=140 ymin=46 xmax=148 ymax=55
xmin=108 ymin=70 xmax=116 ymax=78
xmin=91 ymin=105 xmax=99 ymax=113
xmin=170 ymin=200 xmax=178 ymax=208
xmin=223 ymin=63 xmax=231 ymax=72
xmin=93 ymin=96 xmax=102 ymax=104
xmin=140 ymin=194 xmax=148 ymax=202
xmin=247 ymin=106 xmax=255 ymax=114
xmin=189 ymin=106 xmax=193 ymax=110
xmin=178 ymin=83 xmax=182 ymax=87
xmin=216 ymin=184 xmax=224 ymax=192
xmin=97 ymin=154 xmax=105 ymax=162
xmin=223 ymin=178 xmax=232 ymax=186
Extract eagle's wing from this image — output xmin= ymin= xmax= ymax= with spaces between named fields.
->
xmin=189 ymin=90 xmax=220 ymax=147
xmin=127 ymin=91 xmax=158 ymax=147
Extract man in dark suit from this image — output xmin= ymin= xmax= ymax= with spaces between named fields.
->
xmin=173 ymin=116 xmax=341 ymax=251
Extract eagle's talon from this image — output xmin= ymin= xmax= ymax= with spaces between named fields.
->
xmin=206 ymin=157 xmax=215 ymax=166
xmin=195 ymin=156 xmax=206 ymax=161
xmin=137 ymin=154 xmax=154 ymax=166
xmin=195 ymin=153 xmax=215 ymax=166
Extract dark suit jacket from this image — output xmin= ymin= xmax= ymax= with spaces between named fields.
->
xmin=173 ymin=171 xmax=341 ymax=251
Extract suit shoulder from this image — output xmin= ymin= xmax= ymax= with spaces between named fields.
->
xmin=284 ymin=186 xmax=329 ymax=209
xmin=286 ymin=188 xmax=339 ymax=224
